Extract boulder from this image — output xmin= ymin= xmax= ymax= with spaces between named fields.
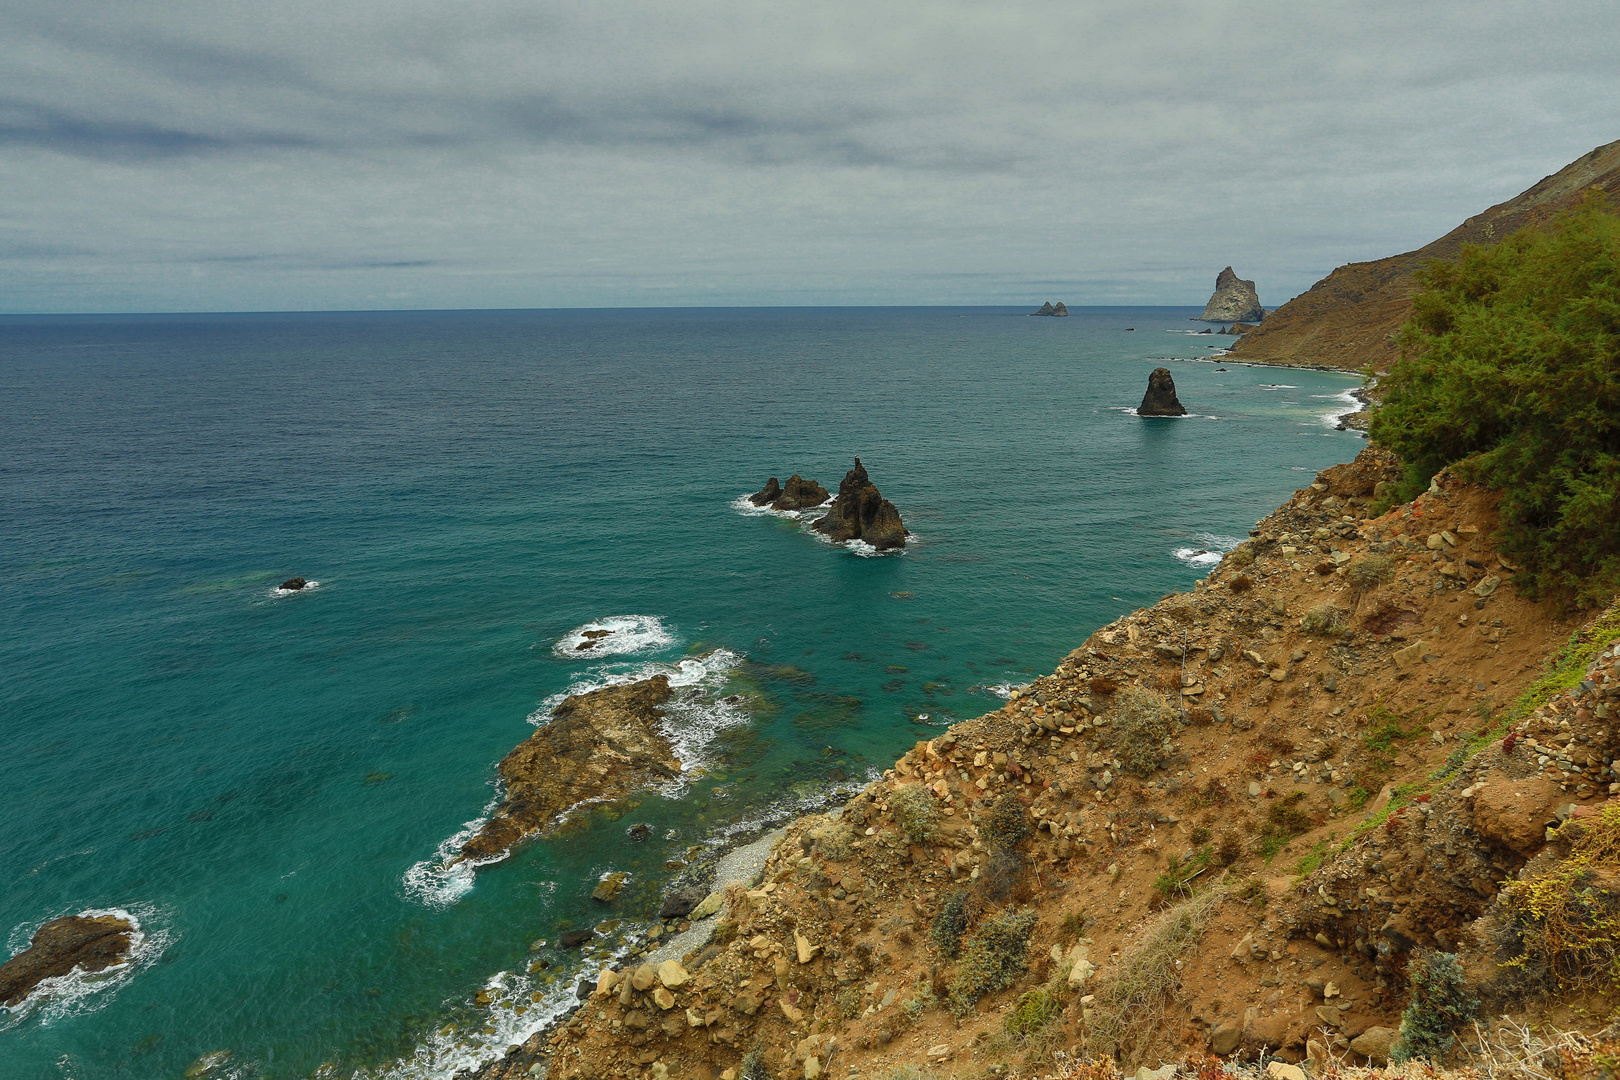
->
xmin=1137 ymin=368 xmax=1188 ymax=417
xmin=558 ymin=929 xmax=595 ymax=948
xmin=591 ymin=872 xmax=628 ymax=903
xmin=0 ymin=913 xmax=137 ymax=1008
xmin=1210 ymin=1022 xmax=1244 ymax=1056
xmin=453 ymin=677 xmax=681 ymax=865
xmin=1350 ymin=1026 xmax=1397 ymax=1064
xmin=1472 ymin=776 xmax=1563 ymax=855
xmin=660 ymin=885 xmax=709 ymax=919
xmin=279 ymin=577 xmax=307 ymax=591
xmin=1199 ymin=267 xmax=1264 ymax=323
xmin=748 ymin=478 xmax=782 ymax=506
xmin=810 ymin=458 xmax=908 ymax=550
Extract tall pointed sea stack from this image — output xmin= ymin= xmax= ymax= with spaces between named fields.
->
xmin=811 ymin=458 xmax=908 ymax=550
xmin=1137 ymin=367 xmax=1187 ymax=416
xmin=1199 ymin=267 xmax=1263 ymax=323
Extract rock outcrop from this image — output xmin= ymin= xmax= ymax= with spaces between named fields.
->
xmin=279 ymin=577 xmax=307 ymax=591
xmin=1232 ymin=138 xmax=1620 ymax=370
xmin=1199 ymin=267 xmax=1264 ymax=323
xmin=810 ymin=458 xmax=908 ymax=550
xmin=0 ymin=913 xmax=135 ymax=1008
xmin=1031 ymin=301 xmax=1070 ymax=316
xmin=749 ymin=474 xmax=830 ymax=512
xmin=1137 ymin=367 xmax=1188 ymax=416
xmin=454 ymin=677 xmax=682 ymax=865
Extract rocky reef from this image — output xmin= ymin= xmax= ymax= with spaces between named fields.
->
xmin=279 ymin=577 xmax=307 ymax=591
xmin=749 ymin=474 xmax=830 ymax=512
xmin=810 ymin=458 xmax=908 ymax=550
xmin=1200 ymin=266 xmax=1264 ymax=323
xmin=0 ymin=913 xmax=135 ymax=1008
xmin=1137 ymin=367 xmax=1188 ymax=416
xmin=454 ymin=677 xmax=682 ymax=865
xmin=1031 ymin=301 xmax=1070 ymax=317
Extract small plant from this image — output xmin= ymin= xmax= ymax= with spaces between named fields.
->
xmin=1232 ymin=875 xmax=1266 ymax=907
xmin=982 ymin=793 xmax=1033 ymax=850
xmin=890 ymin=783 xmax=940 ymax=844
xmin=978 ymin=847 xmax=1027 ymax=903
xmin=741 ymin=1040 xmax=772 ymax=1080
xmin=1189 ymin=824 xmax=1212 ymax=845
xmin=836 ymin=987 xmax=862 ymax=1019
xmin=948 ymin=909 xmax=1038 ymax=1016
xmin=1229 ymin=574 xmax=1254 ymax=594
xmin=1257 ymin=792 xmax=1315 ymax=861
xmin=1110 ymin=685 xmax=1175 ymax=777
xmin=931 ymin=888 xmax=978 ymax=958
xmin=1295 ymin=838 xmax=1330 ymax=877
xmin=1005 ymin=986 xmax=1063 ymax=1035
xmin=1345 ymin=784 xmax=1373 ymax=811
xmin=1226 ymin=546 xmax=1255 ymax=568
xmin=901 ymin=981 xmax=938 ymax=1022
xmin=1347 ymin=554 xmax=1395 ymax=598
xmin=1057 ymin=909 xmax=1091 ymax=945
xmin=807 ymin=820 xmax=854 ymax=862
xmin=1215 ymin=832 xmax=1243 ymax=867
xmin=1391 ymin=951 xmax=1479 ymax=1063
xmin=1364 ymin=705 xmax=1421 ymax=752
xmin=1301 ymin=603 xmax=1351 ymax=638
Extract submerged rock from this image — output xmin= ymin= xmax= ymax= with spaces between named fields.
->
xmin=749 ymin=474 xmax=829 ymax=511
xmin=1199 ymin=266 xmax=1264 ymax=323
xmin=0 ymin=913 xmax=135 ymax=1008
xmin=1030 ymin=301 xmax=1070 ymax=316
xmin=1138 ymin=367 xmax=1188 ymax=417
xmin=453 ymin=677 xmax=682 ymax=865
xmin=279 ymin=577 xmax=307 ymax=591
xmin=591 ymin=872 xmax=629 ymax=903
xmin=810 ymin=458 xmax=908 ymax=550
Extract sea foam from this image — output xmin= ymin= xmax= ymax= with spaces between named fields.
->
xmin=552 ymin=614 xmax=673 ymax=658
xmin=0 ymin=905 xmax=171 ymax=1029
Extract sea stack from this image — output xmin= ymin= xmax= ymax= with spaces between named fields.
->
xmin=1030 ymin=301 xmax=1070 ymax=317
xmin=811 ymin=458 xmax=908 ymax=550
xmin=748 ymin=474 xmax=830 ymax=511
xmin=1138 ymin=367 xmax=1187 ymax=416
xmin=1199 ymin=267 xmax=1264 ymax=323
xmin=0 ymin=913 xmax=136 ymax=1008
xmin=279 ymin=577 xmax=307 ymax=591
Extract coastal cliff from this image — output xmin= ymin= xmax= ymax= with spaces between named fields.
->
xmin=1231 ymin=138 xmax=1620 ymax=370
xmin=467 ymin=443 xmax=1620 ymax=1080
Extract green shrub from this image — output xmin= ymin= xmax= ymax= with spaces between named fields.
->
xmin=1225 ymin=546 xmax=1256 ymax=568
xmin=1257 ymin=792 xmax=1314 ymax=861
xmin=982 ymin=793 xmax=1033 ymax=850
xmin=1347 ymin=555 xmax=1395 ymax=595
xmin=741 ymin=1040 xmax=772 ymax=1080
xmin=1005 ymin=986 xmax=1063 ymax=1035
xmin=1110 ymin=686 xmax=1175 ymax=777
xmin=1391 ymin=951 xmax=1479 ymax=1063
xmin=1301 ymin=603 xmax=1351 ymax=637
xmin=1368 ymin=192 xmax=1620 ymax=610
xmin=931 ymin=888 xmax=978 ymax=958
xmin=890 ymin=783 xmax=939 ymax=844
xmin=948 ymin=909 xmax=1038 ymax=1016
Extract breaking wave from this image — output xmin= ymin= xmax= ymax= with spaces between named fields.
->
xmin=1171 ymin=533 xmax=1245 ymax=569
xmin=553 ymin=615 xmax=673 ymax=658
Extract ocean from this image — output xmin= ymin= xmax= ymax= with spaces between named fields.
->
xmin=0 ymin=307 xmax=1362 ymax=1080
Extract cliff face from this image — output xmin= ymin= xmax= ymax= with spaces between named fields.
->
xmin=1231 ymin=138 xmax=1620 ymax=370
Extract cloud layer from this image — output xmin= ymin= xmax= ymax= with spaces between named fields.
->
xmin=2 ymin=1 xmax=1617 ymax=311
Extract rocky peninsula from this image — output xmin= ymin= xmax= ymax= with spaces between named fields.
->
xmin=0 ymin=912 xmax=135 ymax=1008
xmin=1199 ymin=266 xmax=1264 ymax=323
xmin=1137 ymin=366 xmax=1187 ymax=416
xmin=453 ymin=677 xmax=683 ymax=865
xmin=810 ymin=458 xmax=908 ymax=550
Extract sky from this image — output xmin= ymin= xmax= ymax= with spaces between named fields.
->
xmin=2 ymin=1 xmax=1618 ymax=313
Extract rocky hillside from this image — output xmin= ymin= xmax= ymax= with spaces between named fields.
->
xmin=1230 ymin=139 xmax=1620 ymax=371
xmin=469 ymin=446 xmax=1620 ymax=1080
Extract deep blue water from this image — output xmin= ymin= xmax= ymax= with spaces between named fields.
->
xmin=0 ymin=308 xmax=1361 ymax=1079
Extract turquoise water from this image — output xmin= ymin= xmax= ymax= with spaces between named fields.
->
xmin=0 ymin=308 xmax=1361 ymax=1079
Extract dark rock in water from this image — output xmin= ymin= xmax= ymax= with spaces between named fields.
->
xmin=1199 ymin=266 xmax=1264 ymax=323
xmin=558 ymin=929 xmax=595 ymax=948
xmin=0 ymin=913 xmax=136 ymax=1008
xmin=826 ymin=767 xmax=848 ymax=782
xmin=750 ymin=473 xmax=829 ymax=511
xmin=575 ymin=981 xmax=593 ymax=1001
xmin=625 ymin=822 xmax=654 ymax=842
xmin=1030 ymin=301 xmax=1070 ymax=316
xmin=591 ymin=872 xmax=628 ymax=903
xmin=811 ymin=458 xmax=908 ymax=550
xmin=659 ymin=884 xmax=709 ymax=919
xmin=1138 ymin=367 xmax=1188 ymax=417
xmin=279 ymin=577 xmax=307 ymax=591
xmin=1198 ymin=328 xmax=1213 ymax=334
xmin=747 ymin=477 xmax=782 ymax=506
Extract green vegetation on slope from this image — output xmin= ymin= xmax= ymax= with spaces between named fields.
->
xmin=1369 ymin=191 xmax=1620 ymax=609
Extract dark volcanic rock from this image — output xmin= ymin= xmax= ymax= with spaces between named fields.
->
xmin=558 ymin=929 xmax=595 ymax=949
xmin=279 ymin=577 xmax=307 ymax=591
xmin=1199 ymin=266 xmax=1264 ymax=323
xmin=750 ymin=473 xmax=829 ymax=511
xmin=0 ymin=913 xmax=135 ymax=1008
xmin=1137 ymin=367 xmax=1188 ymax=417
xmin=810 ymin=458 xmax=908 ymax=550
xmin=1030 ymin=301 xmax=1070 ymax=316
xmin=453 ymin=677 xmax=681 ymax=865
xmin=659 ymin=884 xmax=709 ymax=920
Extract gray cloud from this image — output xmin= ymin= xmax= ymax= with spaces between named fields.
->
xmin=0 ymin=1 xmax=1617 ymax=311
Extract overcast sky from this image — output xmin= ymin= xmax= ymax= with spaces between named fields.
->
xmin=2 ymin=1 xmax=1617 ymax=313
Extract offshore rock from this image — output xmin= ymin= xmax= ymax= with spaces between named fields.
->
xmin=454 ymin=677 xmax=681 ymax=864
xmin=1030 ymin=301 xmax=1070 ymax=316
xmin=279 ymin=577 xmax=307 ymax=591
xmin=810 ymin=458 xmax=908 ymax=550
xmin=750 ymin=474 xmax=830 ymax=512
xmin=1138 ymin=367 xmax=1188 ymax=416
xmin=0 ymin=913 xmax=135 ymax=1008
xmin=1199 ymin=266 xmax=1264 ymax=323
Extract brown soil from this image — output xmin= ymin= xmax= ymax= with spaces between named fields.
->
xmin=467 ymin=447 xmax=1620 ymax=1080
xmin=1230 ymin=139 xmax=1620 ymax=372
